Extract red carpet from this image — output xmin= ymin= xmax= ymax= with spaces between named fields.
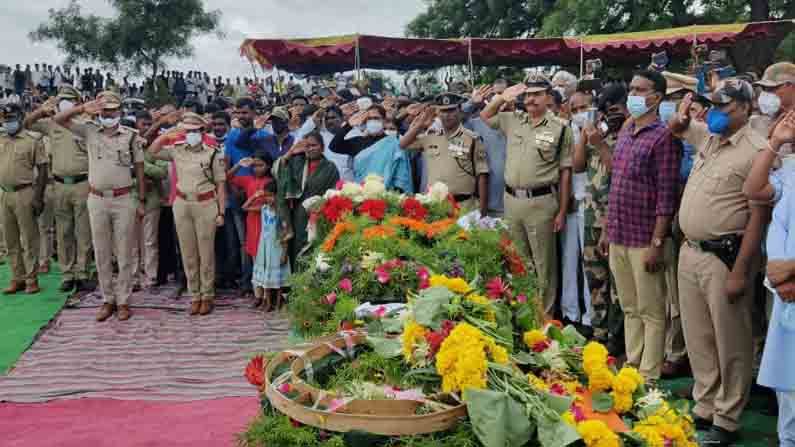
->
xmin=0 ymin=397 xmax=259 ymax=447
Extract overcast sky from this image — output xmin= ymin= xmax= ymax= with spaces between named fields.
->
xmin=0 ymin=0 xmax=427 ymax=79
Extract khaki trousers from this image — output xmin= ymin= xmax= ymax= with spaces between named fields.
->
xmin=37 ymin=186 xmax=56 ymax=265
xmin=0 ymin=187 xmax=39 ymax=283
xmin=665 ymin=241 xmax=687 ymax=364
xmin=87 ymin=193 xmax=136 ymax=305
xmin=173 ymin=198 xmax=217 ymax=302
xmin=505 ymin=191 xmax=559 ymax=316
xmin=53 ymin=182 xmax=92 ymax=281
xmin=132 ymin=207 xmax=161 ymax=287
xmin=609 ymin=240 xmax=674 ymax=380
xmin=678 ymin=243 xmax=754 ymax=431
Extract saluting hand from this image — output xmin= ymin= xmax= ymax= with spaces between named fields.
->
xmin=501 ymin=83 xmax=527 ymax=102
xmin=770 ymin=111 xmax=795 ymax=146
xmin=678 ymin=93 xmax=693 ymax=122
xmin=82 ymin=98 xmax=106 ymax=115
xmin=470 ymin=85 xmax=494 ymax=105
xmin=349 ymin=110 xmax=368 ymax=127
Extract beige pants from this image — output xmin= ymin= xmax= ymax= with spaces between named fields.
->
xmin=609 ymin=240 xmax=674 ymax=380
xmin=132 ymin=207 xmax=161 ymax=287
xmin=665 ymin=242 xmax=687 ymax=363
xmin=173 ymin=198 xmax=217 ymax=303
xmin=37 ymin=186 xmax=56 ymax=265
xmin=0 ymin=187 xmax=39 ymax=283
xmin=53 ymin=181 xmax=92 ymax=281
xmin=678 ymin=243 xmax=754 ymax=431
xmin=87 ymin=193 xmax=136 ymax=305
xmin=505 ymin=191 xmax=559 ymax=316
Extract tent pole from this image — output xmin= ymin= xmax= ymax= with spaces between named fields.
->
xmin=579 ymin=37 xmax=584 ymax=78
xmin=468 ymin=38 xmax=475 ymax=86
xmin=355 ymin=34 xmax=361 ymax=81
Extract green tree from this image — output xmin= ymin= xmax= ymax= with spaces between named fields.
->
xmin=30 ymin=0 xmax=223 ymax=79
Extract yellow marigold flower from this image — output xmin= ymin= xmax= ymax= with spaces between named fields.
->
xmin=588 ymin=367 xmax=614 ymax=393
xmin=435 ymin=323 xmax=489 ymax=393
xmin=617 ymin=366 xmax=644 ymax=388
xmin=401 ymin=320 xmax=428 ymax=363
xmin=466 ymin=294 xmax=496 ymax=322
xmin=523 ymin=329 xmax=547 ymax=348
xmin=576 ymin=420 xmax=621 ymax=447
xmin=429 ymin=274 xmax=472 ymax=295
xmin=561 ymin=411 xmax=576 ymax=427
xmin=611 ymin=391 xmax=634 ymax=413
xmin=527 ymin=373 xmax=547 ymax=391
xmin=488 ymin=342 xmax=510 ymax=365
xmin=612 ymin=373 xmax=638 ymax=395
xmin=634 ymin=426 xmax=665 ymax=447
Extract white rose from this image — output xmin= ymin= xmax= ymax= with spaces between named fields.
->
xmin=302 ymin=196 xmax=323 ymax=211
xmin=428 ymin=182 xmax=449 ymax=202
xmin=341 ymin=182 xmax=364 ymax=198
xmin=323 ymin=189 xmax=342 ymax=200
xmin=362 ymin=179 xmax=386 ymax=198
xmin=315 ymin=253 xmax=331 ymax=273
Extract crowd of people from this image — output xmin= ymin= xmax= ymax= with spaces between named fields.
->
xmin=1 ymin=55 xmax=795 ymax=446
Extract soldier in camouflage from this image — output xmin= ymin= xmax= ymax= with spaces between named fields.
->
xmin=573 ymin=84 xmax=628 ymax=354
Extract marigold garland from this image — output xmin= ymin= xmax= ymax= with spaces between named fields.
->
xmin=388 ymin=216 xmax=457 ymax=238
xmin=362 ymin=225 xmax=397 ymax=240
xmin=575 ymin=420 xmax=621 ymax=447
xmin=321 ymin=221 xmax=356 ymax=253
xmin=435 ymin=323 xmax=504 ymax=393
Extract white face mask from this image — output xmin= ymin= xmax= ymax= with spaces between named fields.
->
xmin=571 ymin=111 xmax=589 ymax=128
xmin=365 ymin=119 xmax=383 ymax=135
xmin=384 ymin=130 xmax=398 ymax=137
xmin=758 ymin=91 xmax=782 ymax=117
xmin=357 ymin=97 xmax=372 ymax=111
xmin=185 ymin=132 xmax=202 ymax=146
xmin=99 ymin=116 xmax=120 ymax=128
xmin=58 ymin=100 xmax=75 ymax=112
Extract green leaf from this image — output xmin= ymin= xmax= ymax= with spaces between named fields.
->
xmin=366 ymin=336 xmax=402 ymax=359
xmin=591 ymin=392 xmax=614 ymax=413
xmin=636 ymin=402 xmax=664 ymax=420
xmin=366 ymin=319 xmax=384 ymax=336
xmin=547 ymin=325 xmax=565 ymax=344
xmin=561 ymin=325 xmax=587 ymax=346
xmin=542 ymin=392 xmax=574 ymax=414
xmin=413 ymin=287 xmax=453 ymax=330
xmin=511 ymin=351 xmax=538 ymax=366
xmin=381 ymin=317 xmax=403 ymax=334
xmin=464 ymin=388 xmax=533 ymax=447
xmin=537 ymin=417 xmax=581 ymax=447
xmin=514 ymin=303 xmax=536 ymax=332
xmin=493 ymin=302 xmax=514 ymax=351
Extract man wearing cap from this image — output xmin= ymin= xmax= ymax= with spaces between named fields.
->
xmin=670 ymin=79 xmax=767 ymax=444
xmin=480 ymin=74 xmax=573 ymax=317
xmin=261 ymin=106 xmax=295 ymax=161
xmin=149 ymin=113 xmax=226 ymax=316
xmin=0 ymin=103 xmax=48 ymax=295
xmin=24 ymin=85 xmax=93 ymax=292
xmin=659 ymin=71 xmax=698 ymax=378
xmin=753 ymin=62 xmax=795 ymax=154
xmin=400 ymin=93 xmax=489 ymax=215
xmin=54 ymin=91 xmax=146 ymax=322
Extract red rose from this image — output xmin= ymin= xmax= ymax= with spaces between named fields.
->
xmin=244 ymin=355 xmax=266 ymax=388
xmin=401 ymin=198 xmax=428 ymax=221
xmin=321 ymin=196 xmax=354 ymax=223
xmin=358 ymin=199 xmax=387 ymax=221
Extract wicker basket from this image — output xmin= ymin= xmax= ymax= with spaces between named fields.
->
xmin=263 ymin=334 xmax=468 ymax=436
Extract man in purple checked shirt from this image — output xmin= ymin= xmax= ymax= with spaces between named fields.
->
xmin=598 ymin=70 xmax=681 ymax=383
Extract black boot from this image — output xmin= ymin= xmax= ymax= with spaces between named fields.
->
xmin=59 ymin=280 xmax=75 ymax=293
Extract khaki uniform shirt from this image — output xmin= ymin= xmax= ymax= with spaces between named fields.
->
xmin=0 ymin=130 xmax=47 ymax=187
xmin=487 ymin=110 xmax=573 ymax=189
xmin=407 ymin=125 xmax=489 ymax=195
xmin=158 ymin=142 xmax=225 ymax=195
xmin=678 ymin=121 xmax=766 ymax=242
xmin=30 ymin=118 xmax=89 ymax=177
xmin=68 ymin=122 xmax=144 ymax=191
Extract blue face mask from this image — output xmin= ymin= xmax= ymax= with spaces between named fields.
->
xmin=659 ymin=101 xmax=677 ymax=124
xmin=706 ymin=108 xmax=730 ymax=135
xmin=626 ymin=95 xmax=651 ymax=118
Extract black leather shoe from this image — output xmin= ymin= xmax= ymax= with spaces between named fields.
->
xmin=76 ymin=279 xmax=97 ymax=292
xmin=700 ymin=426 xmax=739 ymax=446
xmin=59 ymin=280 xmax=75 ymax=293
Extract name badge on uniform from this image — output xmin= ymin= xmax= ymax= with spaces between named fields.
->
xmin=449 ymin=143 xmax=467 ymax=158
xmin=536 ymin=132 xmax=555 ymax=145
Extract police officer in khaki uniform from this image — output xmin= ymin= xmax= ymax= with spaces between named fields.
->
xmin=25 ymin=86 xmax=93 ymax=292
xmin=400 ymin=93 xmax=489 ymax=214
xmin=149 ymin=113 xmax=226 ymax=316
xmin=480 ymin=74 xmax=574 ymax=316
xmin=0 ymin=103 xmax=48 ymax=294
xmin=670 ymin=80 xmax=766 ymax=444
xmin=37 ymin=135 xmax=57 ymax=274
xmin=54 ymin=91 xmax=146 ymax=322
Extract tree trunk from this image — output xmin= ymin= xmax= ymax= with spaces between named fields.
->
xmin=750 ymin=0 xmax=769 ymax=21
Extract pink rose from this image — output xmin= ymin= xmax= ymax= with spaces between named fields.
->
xmin=324 ymin=292 xmax=337 ymax=306
xmin=339 ymin=278 xmax=353 ymax=293
xmin=373 ymin=306 xmax=387 ymax=319
xmin=278 ymin=383 xmax=292 ymax=394
xmin=516 ymin=294 xmax=527 ymax=303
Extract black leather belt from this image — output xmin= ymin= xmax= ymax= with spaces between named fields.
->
xmin=54 ymin=174 xmax=89 ymax=185
xmin=505 ymin=185 xmax=554 ymax=199
xmin=453 ymin=193 xmax=473 ymax=202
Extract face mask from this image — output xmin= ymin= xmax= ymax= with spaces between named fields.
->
xmin=758 ymin=91 xmax=781 ymax=117
xmin=58 ymin=100 xmax=75 ymax=112
xmin=571 ymin=112 xmax=589 ymax=128
xmin=659 ymin=101 xmax=677 ymax=124
xmin=384 ymin=130 xmax=397 ymax=137
xmin=365 ymin=119 xmax=384 ymax=135
xmin=626 ymin=95 xmax=651 ymax=118
xmin=706 ymin=108 xmax=731 ymax=135
xmin=186 ymin=132 xmax=202 ymax=146
xmin=100 ymin=116 xmax=119 ymax=128
xmin=3 ymin=121 xmax=20 ymax=135
xmin=605 ymin=112 xmax=626 ymax=133
xmin=357 ymin=97 xmax=373 ymax=111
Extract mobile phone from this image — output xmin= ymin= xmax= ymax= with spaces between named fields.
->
xmin=709 ymin=49 xmax=727 ymax=63
xmin=586 ymin=59 xmax=602 ymax=74
xmin=651 ymin=51 xmax=669 ymax=70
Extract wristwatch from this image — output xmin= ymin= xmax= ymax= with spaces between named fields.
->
xmin=651 ymin=237 xmax=664 ymax=248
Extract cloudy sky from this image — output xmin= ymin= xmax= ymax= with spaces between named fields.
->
xmin=0 ymin=0 xmax=427 ymax=78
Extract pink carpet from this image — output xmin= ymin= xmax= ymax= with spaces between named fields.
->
xmin=0 ymin=396 xmax=260 ymax=447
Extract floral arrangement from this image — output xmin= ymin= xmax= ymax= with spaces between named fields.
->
xmin=288 ymin=175 xmax=537 ymax=338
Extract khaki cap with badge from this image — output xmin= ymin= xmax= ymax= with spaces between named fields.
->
xmin=434 ymin=92 xmax=466 ymax=111
xmin=180 ymin=112 xmax=207 ymax=130
xmin=97 ymin=91 xmax=122 ymax=110
xmin=268 ymin=106 xmax=290 ymax=122
xmin=523 ymin=73 xmax=552 ymax=93
xmin=755 ymin=62 xmax=795 ymax=88
xmin=57 ymin=86 xmax=81 ymax=101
